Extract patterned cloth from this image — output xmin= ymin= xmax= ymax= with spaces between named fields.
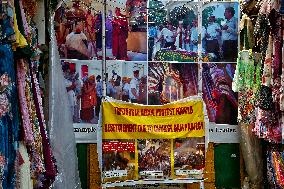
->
xmin=0 ymin=44 xmax=20 ymax=189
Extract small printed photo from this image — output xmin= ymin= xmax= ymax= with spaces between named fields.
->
xmin=148 ymin=62 xmax=198 ymax=105
xmin=106 ymin=61 xmax=147 ymax=104
xmin=54 ymin=1 xmax=103 ymax=60
xmin=102 ymin=140 xmax=136 ymax=183
xmin=105 ymin=0 xmax=147 ymax=61
xmin=174 ymin=138 xmax=205 ymax=179
xmin=148 ymin=0 xmax=211 ymax=62
xmin=61 ymin=60 xmax=102 ymax=124
xmin=202 ymin=2 xmax=239 ymax=62
xmin=202 ymin=63 xmax=238 ymax=125
xmin=138 ymin=139 xmax=171 ymax=179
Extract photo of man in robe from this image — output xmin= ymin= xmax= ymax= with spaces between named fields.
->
xmin=112 ymin=8 xmax=129 ymax=60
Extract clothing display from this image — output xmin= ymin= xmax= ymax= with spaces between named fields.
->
xmin=235 ymin=0 xmax=283 ymax=188
xmin=0 ymin=0 xmax=57 ymax=188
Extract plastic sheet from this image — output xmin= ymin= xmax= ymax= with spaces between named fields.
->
xmin=48 ymin=13 xmax=81 ymax=189
xmin=240 ymin=123 xmax=263 ymax=189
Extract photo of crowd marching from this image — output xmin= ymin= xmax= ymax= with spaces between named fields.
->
xmin=174 ymin=138 xmax=205 ymax=179
xmin=138 ymin=139 xmax=171 ymax=179
xmin=61 ymin=60 xmax=102 ymax=124
xmin=148 ymin=0 xmax=211 ymax=62
xmin=106 ymin=61 xmax=147 ymax=104
xmin=202 ymin=2 xmax=239 ymax=62
xmin=102 ymin=140 xmax=136 ymax=183
xmin=54 ymin=0 xmax=147 ymax=61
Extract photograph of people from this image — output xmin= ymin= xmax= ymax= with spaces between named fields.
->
xmin=106 ymin=61 xmax=147 ymax=104
xmin=54 ymin=1 xmax=103 ymax=60
xmin=54 ymin=0 xmax=147 ymax=61
xmin=174 ymin=138 xmax=205 ymax=178
xmin=148 ymin=62 xmax=198 ymax=105
xmin=106 ymin=0 xmax=147 ymax=61
xmin=138 ymin=139 xmax=171 ymax=179
xmin=202 ymin=2 xmax=239 ymax=62
xmin=202 ymin=63 xmax=238 ymax=125
xmin=148 ymin=1 xmax=210 ymax=62
xmin=61 ymin=60 xmax=102 ymax=124
xmin=102 ymin=140 xmax=135 ymax=182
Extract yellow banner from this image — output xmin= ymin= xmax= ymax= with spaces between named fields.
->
xmin=102 ymin=99 xmax=205 ymax=139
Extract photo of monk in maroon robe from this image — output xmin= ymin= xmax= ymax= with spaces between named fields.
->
xmin=112 ymin=8 xmax=129 ymax=60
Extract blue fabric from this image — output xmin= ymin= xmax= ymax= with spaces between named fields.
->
xmin=0 ymin=44 xmax=20 ymax=189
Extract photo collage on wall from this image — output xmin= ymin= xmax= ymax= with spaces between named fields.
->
xmin=55 ymin=0 xmax=239 ymax=145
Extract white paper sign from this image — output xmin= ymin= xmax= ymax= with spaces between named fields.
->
xmin=74 ymin=123 xmax=97 ymax=143
xmin=207 ymin=123 xmax=240 ymax=143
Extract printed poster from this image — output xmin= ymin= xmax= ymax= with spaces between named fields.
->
xmin=101 ymin=97 xmax=205 ymax=184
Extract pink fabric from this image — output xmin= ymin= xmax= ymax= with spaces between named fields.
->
xmin=16 ymin=59 xmax=34 ymax=144
xmin=19 ymin=0 xmax=30 ymax=36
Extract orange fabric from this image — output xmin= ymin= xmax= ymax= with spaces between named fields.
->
xmin=81 ymin=82 xmax=97 ymax=109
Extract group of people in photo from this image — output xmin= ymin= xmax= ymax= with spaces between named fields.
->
xmin=106 ymin=69 xmax=147 ymax=104
xmin=56 ymin=1 xmax=131 ymax=60
xmin=202 ymin=7 xmax=238 ymax=62
xmin=138 ymin=140 xmax=171 ymax=178
xmin=148 ymin=7 xmax=238 ymax=62
xmin=62 ymin=63 xmax=102 ymax=124
xmin=148 ymin=19 xmax=199 ymax=60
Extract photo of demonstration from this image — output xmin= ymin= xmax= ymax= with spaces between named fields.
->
xmin=102 ymin=140 xmax=136 ymax=183
xmin=138 ymin=139 xmax=171 ymax=179
xmin=174 ymin=137 xmax=205 ymax=179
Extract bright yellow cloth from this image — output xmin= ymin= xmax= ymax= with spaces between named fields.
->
xmin=12 ymin=7 xmax=28 ymax=50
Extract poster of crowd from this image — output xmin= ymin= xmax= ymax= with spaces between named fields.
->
xmin=202 ymin=63 xmax=238 ymax=125
xmin=102 ymin=140 xmax=136 ymax=183
xmin=174 ymin=137 xmax=205 ymax=179
xmin=61 ymin=60 xmax=102 ymax=124
xmin=148 ymin=1 xmax=202 ymax=62
xmin=105 ymin=0 xmax=147 ymax=61
xmin=148 ymin=62 xmax=198 ymax=105
xmin=138 ymin=139 xmax=171 ymax=179
xmin=202 ymin=2 xmax=239 ymax=62
xmin=106 ymin=61 xmax=148 ymax=104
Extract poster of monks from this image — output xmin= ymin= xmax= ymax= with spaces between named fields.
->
xmin=148 ymin=62 xmax=198 ymax=105
xmin=202 ymin=2 xmax=239 ymax=62
xmin=60 ymin=60 xmax=102 ymax=124
xmin=138 ymin=139 xmax=171 ymax=180
xmin=54 ymin=1 xmax=104 ymax=60
xmin=106 ymin=0 xmax=147 ymax=61
xmin=202 ymin=63 xmax=238 ymax=125
xmin=106 ymin=61 xmax=148 ymax=104
xmin=148 ymin=0 xmax=202 ymax=62
xmin=174 ymin=137 xmax=205 ymax=179
xmin=102 ymin=140 xmax=136 ymax=183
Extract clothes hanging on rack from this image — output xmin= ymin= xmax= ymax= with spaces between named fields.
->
xmin=0 ymin=0 xmax=57 ymax=188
